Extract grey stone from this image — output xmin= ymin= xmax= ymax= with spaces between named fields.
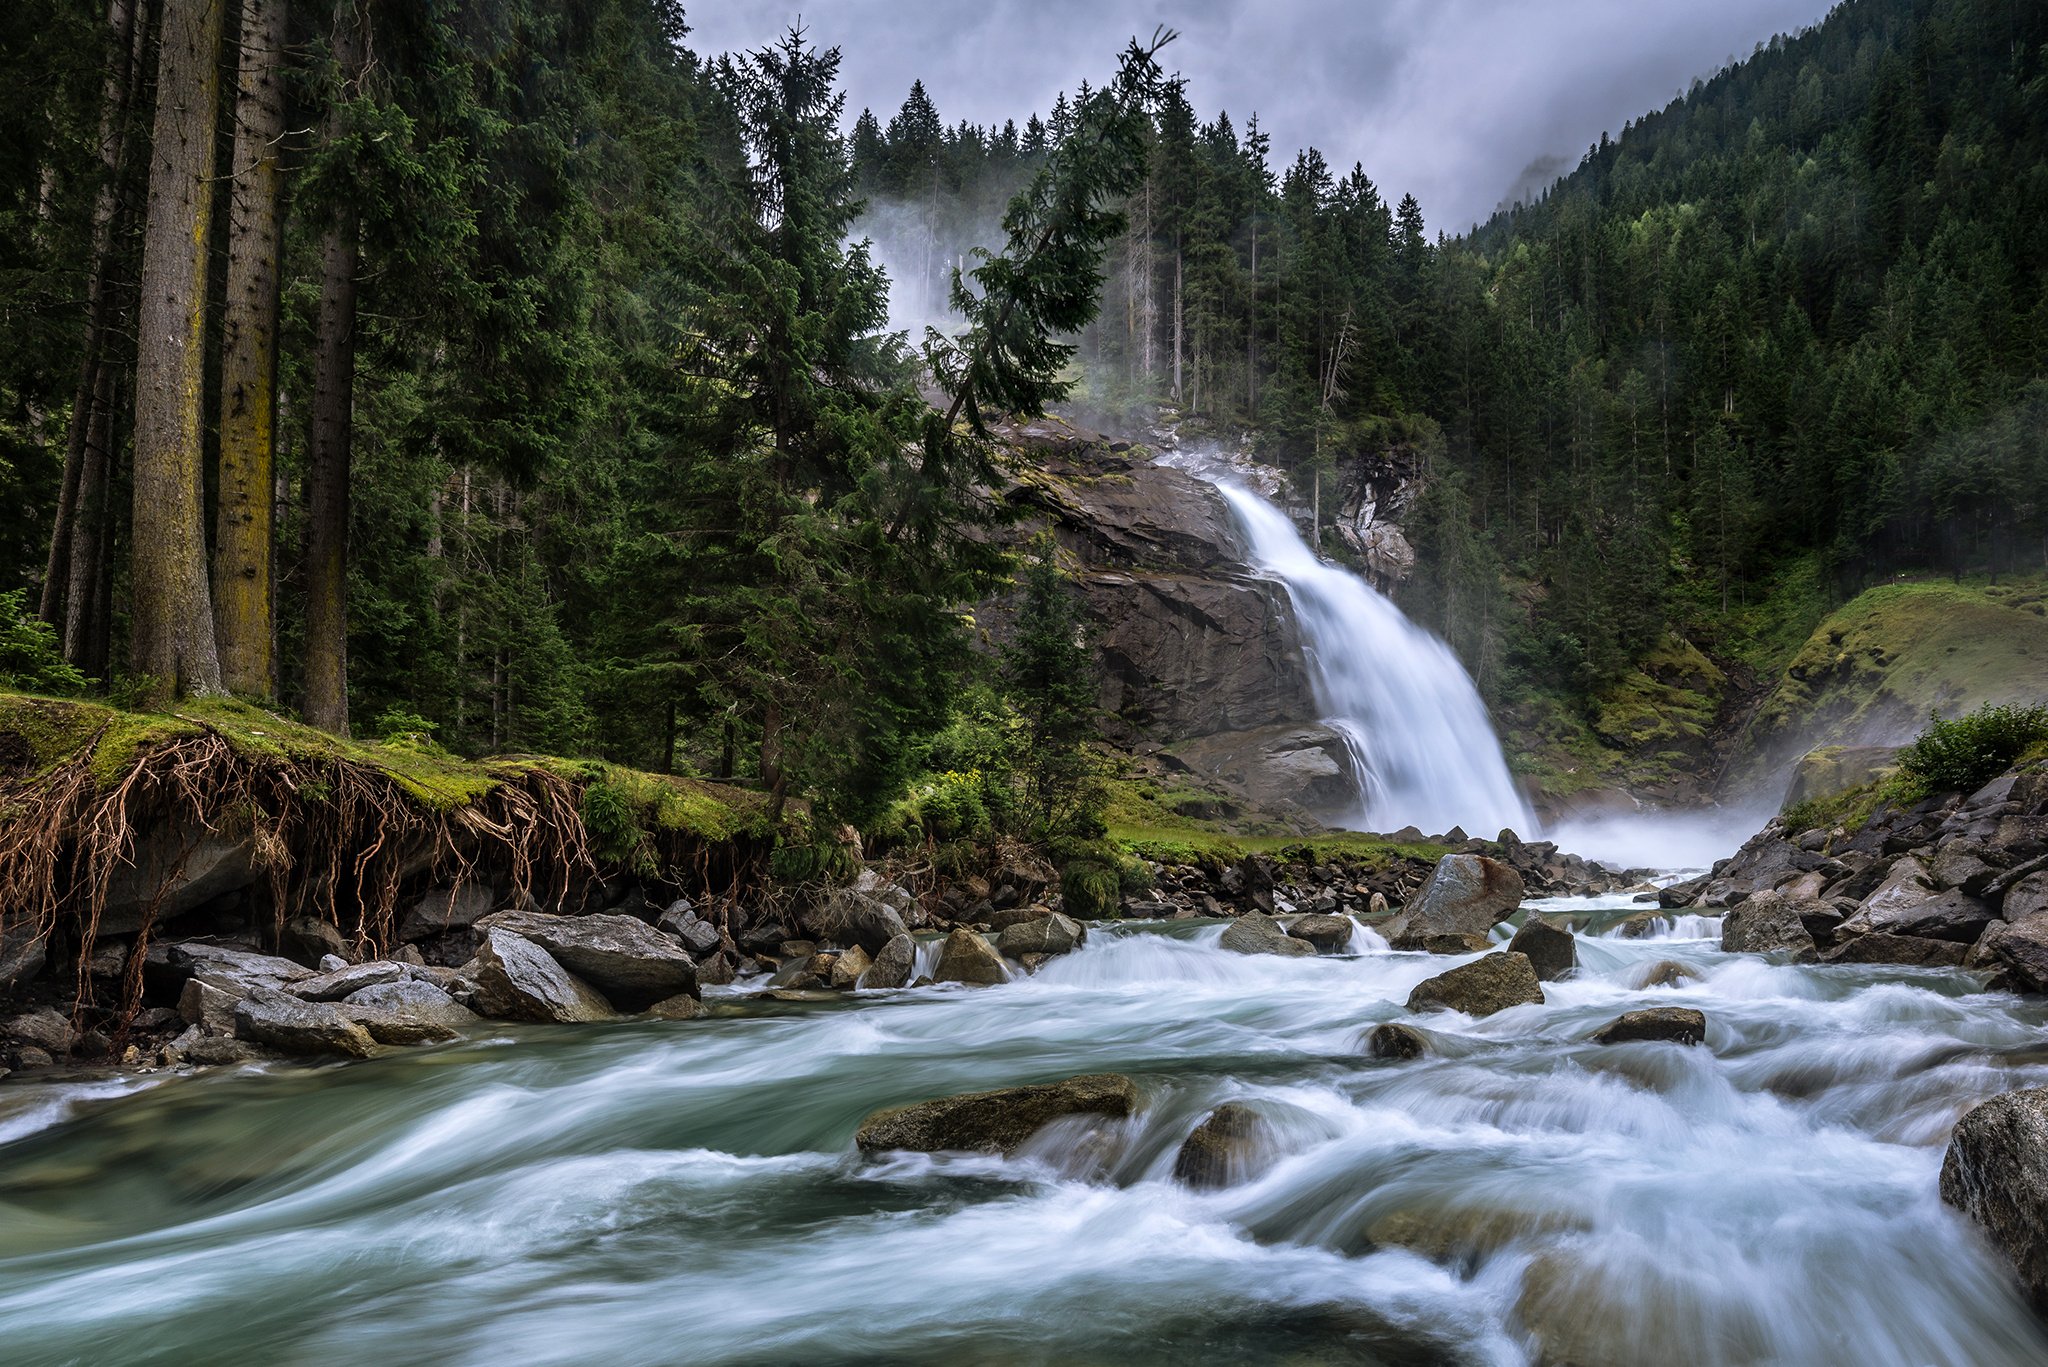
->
xmin=860 ymin=933 xmax=918 ymax=989
xmin=996 ymin=913 xmax=1085 ymax=959
xmin=287 ymin=960 xmax=408 ymax=1002
xmin=801 ymin=888 xmax=910 ymax=955
xmin=827 ymin=944 xmax=872 ymax=989
xmin=1941 ymin=1087 xmax=2048 ymax=1312
xmin=642 ymin=993 xmax=705 ymax=1020
xmin=343 ymin=978 xmax=478 ymax=1035
xmin=1838 ymin=888 xmax=1996 ymax=944
xmin=1719 ymin=895 xmax=1821 ymax=961
xmin=2004 ymin=872 xmax=2048 ymax=922
xmin=1219 ymin=912 xmax=1315 ymax=957
xmin=234 ymin=987 xmax=379 ymax=1058
xmin=1591 ymin=1007 xmax=1706 ymax=1046
xmin=1286 ymin=914 xmax=1358 ymax=952
xmin=932 ymin=928 xmax=1009 ymax=986
xmin=178 ymin=978 xmax=239 ymax=1033
xmin=282 ymin=917 xmax=351 ymax=966
xmin=1405 ymin=952 xmax=1544 ymax=1017
xmin=1368 ymin=1022 xmax=1427 ymax=1059
xmin=1 ymin=924 xmax=48 ymax=988
xmin=169 ymin=942 xmax=312 ymax=995
xmin=1173 ymin=1101 xmax=1266 ymax=1189
xmin=466 ymin=928 xmax=617 ymax=1023
xmin=854 ymin=1073 xmax=1137 ymax=1155
xmin=1820 ymin=933 xmax=1968 ymax=968
xmin=6 ymin=1007 xmax=72 ymax=1053
xmin=1507 ymin=917 xmax=1577 ymax=981
xmin=476 ymin=910 xmax=696 ymax=1010
xmin=399 ymin=883 xmax=497 ymax=941
xmin=1389 ymin=854 xmax=1525 ymax=949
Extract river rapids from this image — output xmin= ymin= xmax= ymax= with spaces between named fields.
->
xmin=2 ymin=899 xmax=2046 ymax=1365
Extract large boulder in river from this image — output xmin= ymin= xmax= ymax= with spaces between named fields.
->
xmin=932 ymin=928 xmax=1009 ymax=986
xmin=477 ymin=909 xmax=696 ymax=1009
xmin=343 ymin=978 xmax=478 ymax=1036
xmin=467 ymin=928 xmax=617 ymax=1023
xmin=1591 ymin=1007 xmax=1706 ymax=1046
xmin=854 ymin=1072 xmax=1138 ymax=1155
xmin=1718 ymin=895 xmax=1820 ymax=961
xmin=1367 ymin=1022 xmax=1428 ymax=1059
xmin=233 ymin=987 xmax=378 ymax=1058
xmin=996 ymin=913 xmax=1084 ymax=959
xmin=1219 ymin=912 xmax=1315 ymax=958
xmin=1940 ymin=1087 xmax=2048 ymax=1312
xmin=1508 ymin=917 xmax=1577 ymax=981
xmin=1388 ymin=854 xmax=1524 ymax=949
xmin=1982 ymin=914 xmax=2048 ymax=992
xmin=1837 ymin=887 xmax=1996 ymax=944
xmin=1173 ymin=1101 xmax=1268 ymax=1189
xmin=1405 ymin=952 xmax=1544 ymax=1017
xmin=859 ymin=933 xmax=918 ymax=989
xmin=800 ymin=887 xmax=910 ymax=955
xmin=1287 ymin=914 xmax=1358 ymax=953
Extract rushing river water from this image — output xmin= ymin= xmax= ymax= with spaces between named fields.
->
xmin=3 ymin=900 xmax=2047 ymax=1366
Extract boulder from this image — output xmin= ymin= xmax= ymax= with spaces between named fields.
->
xmin=665 ymin=913 xmax=724 ymax=959
xmin=281 ymin=917 xmax=351 ymax=967
xmin=827 ymin=944 xmax=872 ymax=989
xmin=1591 ymin=1007 xmax=1706 ymax=1046
xmin=169 ymin=942 xmax=313 ymax=995
xmin=1165 ymin=724 xmax=1362 ymax=820
xmin=476 ymin=910 xmax=696 ymax=1010
xmin=466 ymin=928 xmax=616 ymax=1023
xmin=177 ymin=978 xmax=240 ymax=1033
xmin=1932 ymin=843 xmax=2004 ymax=896
xmin=342 ymin=978 xmax=478 ymax=1035
xmin=1507 ymin=917 xmax=1577 ymax=982
xmin=1405 ymin=952 xmax=1544 ymax=1017
xmin=5 ymin=1007 xmax=72 ymax=1054
xmin=1172 ymin=1101 xmax=1266 ymax=1189
xmin=996 ymin=912 xmax=1085 ymax=959
xmin=1391 ymin=854 xmax=1525 ymax=947
xmin=1820 ymin=933 xmax=1968 ymax=968
xmin=1940 ymin=1087 xmax=2048 ymax=1312
xmin=642 ymin=994 xmax=705 ymax=1020
xmin=1609 ymin=911 xmax=1665 ymax=939
xmin=1837 ymin=887 xmax=1996 ymax=944
xmin=1856 ymin=856 xmax=1938 ymax=922
xmin=802 ymin=887 xmax=910 ymax=955
xmin=2004 ymin=871 xmax=2048 ymax=922
xmin=233 ymin=987 xmax=378 ymax=1058
xmin=342 ymin=1003 xmax=462 ymax=1047
xmin=1983 ymin=914 xmax=2048 ymax=991
xmin=1286 ymin=914 xmax=1357 ymax=953
xmin=859 ymin=933 xmax=919 ymax=990
xmin=286 ymin=960 xmax=408 ymax=1002
xmin=932 ymin=928 xmax=1009 ymax=986
xmin=1719 ymin=895 xmax=1820 ymax=961
xmin=1219 ymin=912 xmax=1315 ymax=958
xmin=1367 ymin=1022 xmax=1427 ymax=1060
xmin=854 ymin=1073 xmax=1138 ymax=1155
xmin=1634 ymin=960 xmax=1700 ymax=990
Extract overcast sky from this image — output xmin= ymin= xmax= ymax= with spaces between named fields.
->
xmin=684 ymin=0 xmax=1838 ymax=233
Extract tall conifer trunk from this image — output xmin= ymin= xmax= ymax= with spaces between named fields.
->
xmin=130 ymin=0 xmax=226 ymax=697
xmin=303 ymin=0 xmax=366 ymax=735
xmin=213 ymin=0 xmax=289 ymax=697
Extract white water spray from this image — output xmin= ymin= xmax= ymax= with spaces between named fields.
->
xmin=1210 ymin=480 xmax=1535 ymax=839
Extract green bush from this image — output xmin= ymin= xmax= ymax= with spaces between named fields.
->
xmin=579 ymin=777 xmax=650 ymax=872
xmin=1060 ymin=857 xmax=1122 ymax=919
xmin=0 ymin=590 xmax=88 ymax=695
xmin=1896 ymin=703 xmax=2048 ymax=798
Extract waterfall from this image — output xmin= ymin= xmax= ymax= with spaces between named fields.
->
xmin=1210 ymin=479 xmax=1536 ymax=839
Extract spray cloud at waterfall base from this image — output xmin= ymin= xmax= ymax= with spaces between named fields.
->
xmin=1185 ymin=464 xmax=1535 ymax=840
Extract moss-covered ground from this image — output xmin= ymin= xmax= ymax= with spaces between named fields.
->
xmin=1101 ymin=766 xmax=1449 ymax=868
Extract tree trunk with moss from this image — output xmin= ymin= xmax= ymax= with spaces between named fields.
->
xmin=212 ymin=0 xmax=289 ymax=698
xmin=129 ymin=0 xmax=226 ymax=697
xmin=303 ymin=0 xmax=366 ymax=736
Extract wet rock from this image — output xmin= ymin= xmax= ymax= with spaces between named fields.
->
xmin=163 ymin=1028 xmax=268 ymax=1067
xmin=803 ymin=888 xmax=911 ymax=955
xmin=696 ymin=952 xmax=737 ymax=987
xmin=996 ymin=912 xmax=1085 ymax=959
xmin=178 ymin=978 xmax=239 ymax=1033
xmin=6 ymin=1007 xmax=72 ymax=1054
xmin=1401 ymin=932 xmax=1493 ymax=955
xmin=854 ymin=1072 xmax=1137 ymax=1155
xmin=1173 ymin=1101 xmax=1266 ymax=1189
xmin=1219 ymin=912 xmax=1315 ymax=958
xmin=1368 ymin=1022 xmax=1427 ymax=1059
xmin=932 ymin=928 xmax=1009 ymax=986
xmin=398 ymin=883 xmax=497 ymax=942
xmin=287 ymin=960 xmax=408 ymax=1002
xmin=342 ymin=978 xmax=477 ymax=1035
xmin=282 ymin=917 xmax=351 ymax=967
xmin=985 ymin=903 xmax=1054 ymax=933
xmin=1286 ymin=914 xmax=1357 ymax=953
xmin=1167 ymin=724 xmax=1362 ymax=820
xmin=1821 ymin=932 xmax=1968 ymax=967
xmin=169 ymin=942 xmax=313 ymax=995
xmin=13 ymin=1045 xmax=54 ymax=1069
xmin=1940 ymin=1087 xmax=2048 ymax=1312
xmin=1389 ymin=854 xmax=1524 ymax=948
xmin=859 ymin=933 xmax=918 ymax=990
xmin=466 ymin=928 xmax=617 ymax=1023
xmin=1405 ymin=952 xmax=1544 ymax=1017
xmin=233 ymin=987 xmax=378 ymax=1058
xmin=2003 ymin=871 xmax=2048 ymax=922
xmin=1507 ymin=917 xmax=1577 ymax=981
xmin=1838 ymin=887 xmax=1996 ymax=944
xmin=1591 ymin=1007 xmax=1706 ymax=1045
xmin=477 ymin=910 xmax=696 ymax=1010
xmin=642 ymin=993 xmax=705 ymax=1020
xmin=1610 ymin=911 xmax=1666 ymax=939
xmin=1719 ymin=895 xmax=1820 ymax=961
xmin=342 ymin=1004 xmax=461 ymax=1046
xmin=827 ymin=944 xmax=872 ymax=989
xmin=1633 ymin=959 xmax=1700 ymax=989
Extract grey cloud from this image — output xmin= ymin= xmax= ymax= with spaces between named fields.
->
xmin=684 ymin=0 xmax=1835 ymax=232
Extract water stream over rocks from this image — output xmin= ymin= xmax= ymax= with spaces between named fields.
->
xmin=3 ymin=897 xmax=2045 ymax=1365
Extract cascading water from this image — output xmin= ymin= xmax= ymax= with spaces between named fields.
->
xmin=1208 ymin=479 xmax=1535 ymax=839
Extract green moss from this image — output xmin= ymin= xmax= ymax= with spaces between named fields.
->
xmin=1061 ymin=857 xmax=1122 ymax=918
xmin=1111 ymin=825 xmax=1449 ymax=869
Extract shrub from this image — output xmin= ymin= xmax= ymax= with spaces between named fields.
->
xmin=1896 ymin=703 xmax=2048 ymax=798
xmin=0 ymin=590 xmax=88 ymax=695
xmin=1061 ymin=856 xmax=1122 ymax=919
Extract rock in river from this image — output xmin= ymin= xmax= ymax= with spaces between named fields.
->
xmin=467 ymin=928 xmax=617 ymax=1023
xmin=1940 ymin=1087 xmax=2048 ymax=1312
xmin=1286 ymin=914 xmax=1358 ymax=953
xmin=996 ymin=912 xmax=1085 ymax=959
xmin=1368 ymin=1022 xmax=1428 ymax=1060
xmin=1405 ymin=952 xmax=1544 ymax=1017
xmin=1719 ymin=895 xmax=1820 ymax=961
xmin=855 ymin=1073 xmax=1138 ymax=1155
xmin=1219 ymin=912 xmax=1315 ymax=957
xmin=1173 ymin=1101 xmax=1267 ymax=1189
xmin=1507 ymin=916 xmax=1577 ymax=982
xmin=1590 ymin=1007 xmax=1706 ymax=1046
xmin=1388 ymin=853 xmax=1524 ymax=950
xmin=932 ymin=928 xmax=1009 ymax=986
xmin=860 ymin=933 xmax=918 ymax=990
xmin=234 ymin=986 xmax=379 ymax=1058
xmin=477 ymin=910 xmax=696 ymax=1010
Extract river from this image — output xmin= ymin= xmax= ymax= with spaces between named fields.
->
xmin=2 ymin=897 xmax=2045 ymax=1365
